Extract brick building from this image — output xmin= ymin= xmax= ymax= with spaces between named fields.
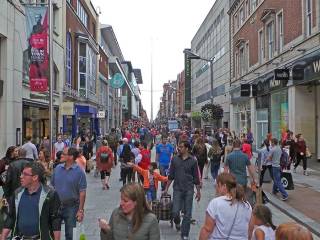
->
xmin=228 ymin=0 xmax=320 ymax=160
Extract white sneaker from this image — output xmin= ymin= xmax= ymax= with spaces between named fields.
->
xmin=303 ymin=171 xmax=309 ymax=176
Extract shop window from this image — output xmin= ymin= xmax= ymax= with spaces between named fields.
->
xmin=66 ymin=33 xmax=72 ymax=87
xmin=271 ymin=91 xmax=288 ymax=140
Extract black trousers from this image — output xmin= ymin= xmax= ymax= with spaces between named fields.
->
xmin=260 ymin=165 xmax=273 ymax=186
xmin=294 ymin=154 xmax=307 ymax=170
xmin=121 ymin=168 xmax=133 ymax=186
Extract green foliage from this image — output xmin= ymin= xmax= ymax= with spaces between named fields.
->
xmin=201 ymin=103 xmax=224 ymax=121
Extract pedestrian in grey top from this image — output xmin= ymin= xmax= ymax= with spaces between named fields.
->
xmin=99 ymin=183 xmax=160 ymax=240
xmin=22 ymin=136 xmax=38 ymax=160
xmin=268 ymin=138 xmax=288 ymax=201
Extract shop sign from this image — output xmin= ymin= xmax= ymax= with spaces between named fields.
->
xmin=240 ymin=84 xmax=251 ymax=97
xmin=110 ymin=73 xmax=125 ymax=89
xmin=25 ymin=6 xmax=49 ymax=92
xmin=97 ymin=111 xmax=105 ymax=118
xmin=269 ymin=79 xmax=281 ymax=89
xmin=61 ymin=102 xmax=74 ymax=115
xmin=292 ymin=68 xmax=304 ymax=80
xmin=274 ymin=69 xmax=290 ymax=81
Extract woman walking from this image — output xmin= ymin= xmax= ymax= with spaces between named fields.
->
xmin=199 ymin=173 xmax=252 ymax=240
xmin=96 ymin=140 xmax=114 ymax=190
xmin=207 ymin=139 xmax=222 ymax=183
xmin=294 ymin=134 xmax=308 ymax=176
xmin=259 ymin=140 xmax=273 ymax=186
xmin=192 ymin=137 xmax=208 ymax=178
xmin=99 ymin=183 xmax=160 ymax=240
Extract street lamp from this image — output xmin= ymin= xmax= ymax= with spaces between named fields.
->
xmin=183 ymin=49 xmax=215 ymax=105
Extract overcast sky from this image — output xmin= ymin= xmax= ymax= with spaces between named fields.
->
xmin=92 ymin=0 xmax=216 ymax=120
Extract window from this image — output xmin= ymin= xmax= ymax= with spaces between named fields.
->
xmin=53 ymin=64 xmax=58 ymax=91
xmin=77 ymin=0 xmax=88 ymax=27
xmin=234 ymin=14 xmax=238 ymax=31
xmin=66 ymin=33 xmax=72 ymax=86
xmin=277 ymin=12 xmax=284 ymax=53
xmin=239 ymin=6 xmax=244 ymax=25
xmin=251 ymin=0 xmax=257 ymax=12
xmin=267 ymin=22 xmax=274 ymax=60
xmin=78 ymin=42 xmax=86 ymax=97
xmin=239 ymin=46 xmax=245 ymax=75
xmin=306 ymin=0 xmax=312 ymax=36
xmin=246 ymin=0 xmax=250 ymax=17
xmin=258 ymin=30 xmax=264 ymax=63
xmin=235 ymin=52 xmax=239 ymax=77
xmin=245 ymin=42 xmax=249 ymax=72
xmin=53 ymin=6 xmax=58 ymax=33
xmin=87 ymin=47 xmax=96 ymax=95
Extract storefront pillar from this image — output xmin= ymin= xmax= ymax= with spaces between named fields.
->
xmin=288 ymin=86 xmax=296 ymax=133
xmin=250 ymin=98 xmax=256 ymax=149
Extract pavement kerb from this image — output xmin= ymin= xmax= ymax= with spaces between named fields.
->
xmin=265 ymin=192 xmax=320 ymax=237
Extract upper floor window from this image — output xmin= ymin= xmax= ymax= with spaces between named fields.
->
xmin=245 ymin=0 xmax=250 ymax=17
xmin=251 ymin=0 xmax=257 ymax=12
xmin=267 ymin=21 xmax=274 ymax=60
xmin=77 ymin=0 xmax=88 ymax=27
xmin=277 ymin=12 xmax=284 ymax=53
xmin=258 ymin=30 xmax=264 ymax=64
xmin=66 ymin=33 xmax=72 ymax=86
xmin=239 ymin=6 xmax=244 ymax=25
xmin=306 ymin=0 xmax=312 ymax=36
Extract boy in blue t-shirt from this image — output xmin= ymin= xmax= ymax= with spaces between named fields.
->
xmin=156 ymin=136 xmax=174 ymax=190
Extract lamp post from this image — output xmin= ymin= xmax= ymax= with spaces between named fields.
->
xmin=183 ymin=49 xmax=215 ymax=105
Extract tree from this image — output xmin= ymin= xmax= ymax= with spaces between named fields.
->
xmin=201 ymin=103 xmax=224 ymax=121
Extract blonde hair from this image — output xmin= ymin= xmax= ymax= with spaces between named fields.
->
xmin=120 ymin=183 xmax=152 ymax=233
xmin=276 ymin=222 xmax=313 ymax=240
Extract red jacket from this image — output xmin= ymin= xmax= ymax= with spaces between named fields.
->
xmin=139 ymin=149 xmax=151 ymax=170
xmin=295 ymin=140 xmax=306 ymax=154
xmin=96 ymin=146 xmax=114 ymax=171
xmin=242 ymin=143 xmax=252 ymax=159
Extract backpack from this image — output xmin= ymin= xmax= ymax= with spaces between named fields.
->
xmin=120 ymin=144 xmax=132 ymax=163
xmin=280 ymin=149 xmax=289 ymax=168
xmin=100 ymin=150 xmax=110 ymax=164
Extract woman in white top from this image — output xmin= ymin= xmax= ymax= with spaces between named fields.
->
xmin=250 ymin=205 xmax=276 ymax=240
xmin=199 ymin=172 xmax=252 ymax=240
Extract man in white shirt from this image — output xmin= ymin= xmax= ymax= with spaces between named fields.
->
xmin=22 ymin=136 xmax=38 ymax=160
xmin=54 ymin=134 xmax=65 ymax=154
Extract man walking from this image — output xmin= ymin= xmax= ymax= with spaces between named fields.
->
xmin=156 ymin=136 xmax=174 ymax=190
xmin=268 ymin=138 xmax=288 ymax=201
xmin=54 ymin=134 xmax=65 ymax=155
xmin=51 ymin=147 xmax=87 ymax=240
xmin=22 ymin=136 xmax=38 ymax=161
xmin=164 ymin=141 xmax=201 ymax=240
xmin=1 ymin=162 xmax=61 ymax=240
xmin=224 ymin=139 xmax=256 ymax=189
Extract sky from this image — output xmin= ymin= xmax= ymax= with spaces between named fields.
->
xmin=92 ymin=0 xmax=216 ymax=120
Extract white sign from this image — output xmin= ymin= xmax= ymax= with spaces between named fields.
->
xmin=97 ymin=111 xmax=105 ymax=118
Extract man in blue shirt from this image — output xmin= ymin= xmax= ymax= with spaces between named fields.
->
xmin=51 ymin=147 xmax=87 ymax=240
xmin=156 ymin=136 xmax=174 ymax=190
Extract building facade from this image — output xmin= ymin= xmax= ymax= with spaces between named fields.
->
xmin=190 ymin=0 xmax=231 ymax=129
xmin=228 ymin=0 xmax=320 ymax=160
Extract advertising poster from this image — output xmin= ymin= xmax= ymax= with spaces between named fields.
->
xmin=25 ymin=6 xmax=49 ymax=92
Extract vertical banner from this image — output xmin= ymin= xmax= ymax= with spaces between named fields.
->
xmin=184 ymin=49 xmax=191 ymax=111
xmin=25 ymin=6 xmax=49 ymax=92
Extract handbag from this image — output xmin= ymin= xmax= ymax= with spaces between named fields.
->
xmin=306 ymin=147 xmax=312 ymax=158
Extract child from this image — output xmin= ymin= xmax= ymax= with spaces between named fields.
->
xmin=250 ymin=205 xmax=276 ymax=240
xmin=127 ymin=162 xmax=167 ymax=202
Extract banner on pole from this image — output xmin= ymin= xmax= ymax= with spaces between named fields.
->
xmin=24 ymin=6 xmax=49 ymax=92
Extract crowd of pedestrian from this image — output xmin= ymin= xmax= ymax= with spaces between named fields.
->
xmin=0 ymin=123 xmax=315 ymax=240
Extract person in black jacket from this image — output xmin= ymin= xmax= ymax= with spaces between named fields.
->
xmin=1 ymin=162 xmax=61 ymax=240
xmin=3 ymin=148 xmax=30 ymax=198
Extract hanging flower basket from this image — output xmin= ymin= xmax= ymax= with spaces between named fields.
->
xmin=201 ymin=103 xmax=224 ymax=121
xmin=191 ymin=111 xmax=202 ymax=120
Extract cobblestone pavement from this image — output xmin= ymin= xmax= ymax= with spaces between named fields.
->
xmin=72 ymin=163 xmax=320 ymax=240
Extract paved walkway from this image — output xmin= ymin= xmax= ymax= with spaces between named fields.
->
xmin=75 ymin=163 xmax=320 ymax=240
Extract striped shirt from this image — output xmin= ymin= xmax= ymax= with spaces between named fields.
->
xmin=225 ymin=150 xmax=251 ymax=186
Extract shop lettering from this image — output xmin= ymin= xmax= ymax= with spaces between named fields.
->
xmin=270 ymin=79 xmax=281 ymax=88
xmin=313 ymin=60 xmax=320 ymax=73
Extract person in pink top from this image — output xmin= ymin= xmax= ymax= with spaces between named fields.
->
xmin=242 ymin=138 xmax=252 ymax=160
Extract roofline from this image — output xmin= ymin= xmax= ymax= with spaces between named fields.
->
xmin=100 ymin=24 xmax=125 ymax=60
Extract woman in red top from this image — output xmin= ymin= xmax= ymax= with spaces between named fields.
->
xmin=242 ymin=138 xmax=252 ymax=160
xmin=137 ymin=142 xmax=152 ymax=183
xmin=96 ymin=140 xmax=114 ymax=190
xmin=294 ymin=134 xmax=308 ymax=175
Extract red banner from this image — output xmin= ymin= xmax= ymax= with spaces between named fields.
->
xmin=30 ymin=78 xmax=48 ymax=92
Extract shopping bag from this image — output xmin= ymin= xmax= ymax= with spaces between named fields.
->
xmin=73 ymin=222 xmax=87 ymax=240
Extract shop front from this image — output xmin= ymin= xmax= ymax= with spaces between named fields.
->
xmin=22 ymin=101 xmax=58 ymax=145
xmin=290 ymin=48 xmax=320 ymax=160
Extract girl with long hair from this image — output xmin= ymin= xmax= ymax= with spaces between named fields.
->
xmin=250 ymin=204 xmax=276 ymax=240
xmin=199 ymin=173 xmax=252 ymax=240
xmin=192 ymin=137 xmax=208 ymax=178
xmin=99 ymin=183 xmax=160 ymax=240
xmin=207 ymin=139 xmax=222 ymax=183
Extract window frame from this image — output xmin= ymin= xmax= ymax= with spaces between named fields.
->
xmin=66 ymin=33 xmax=72 ymax=87
xmin=266 ymin=21 xmax=274 ymax=60
xmin=276 ymin=11 xmax=284 ymax=53
xmin=305 ymin=0 xmax=312 ymax=36
xmin=258 ymin=29 xmax=264 ymax=64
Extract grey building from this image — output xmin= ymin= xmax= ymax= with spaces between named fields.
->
xmin=190 ymin=0 xmax=231 ymax=129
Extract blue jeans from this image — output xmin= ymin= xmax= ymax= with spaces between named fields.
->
xmin=61 ymin=205 xmax=78 ymax=240
xmin=145 ymin=186 xmax=157 ymax=201
xmin=210 ymin=163 xmax=220 ymax=181
xmin=159 ymin=165 xmax=169 ymax=190
xmin=272 ymin=167 xmax=288 ymax=198
xmin=172 ymin=190 xmax=194 ymax=238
